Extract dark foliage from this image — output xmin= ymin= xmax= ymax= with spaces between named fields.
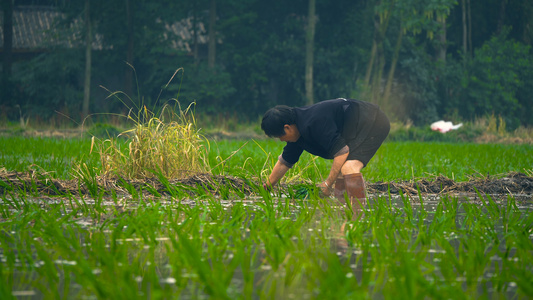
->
xmin=1 ymin=0 xmax=532 ymax=128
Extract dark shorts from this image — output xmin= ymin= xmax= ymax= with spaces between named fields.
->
xmin=346 ymin=108 xmax=390 ymax=167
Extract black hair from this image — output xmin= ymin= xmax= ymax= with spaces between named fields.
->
xmin=261 ymin=105 xmax=296 ymax=137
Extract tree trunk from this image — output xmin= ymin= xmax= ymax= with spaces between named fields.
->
xmin=2 ymin=0 xmax=13 ymax=83
xmin=461 ymin=0 xmax=467 ymax=61
xmin=125 ymin=0 xmax=134 ymax=98
xmin=383 ymin=28 xmax=403 ymax=108
xmin=305 ymin=0 xmax=316 ymax=105
xmin=364 ymin=41 xmax=377 ymax=86
xmin=193 ymin=1 xmax=199 ymax=65
xmin=365 ymin=4 xmax=393 ymax=104
xmin=524 ymin=1 xmax=533 ymax=45
xmin=208 ymin=0 xmax=216 ymax=70
xmin=372 ymin=40 xmax=386 ymax=104
xmin=437 ymin=17 xmax=447 ymax=63
xmin=497 ymin=0 xmax=507 ymax=34
xmin=82 ymin=0 xmax=92 ymax=120
xmin=467 ymin=0 xmax=472 ymax=56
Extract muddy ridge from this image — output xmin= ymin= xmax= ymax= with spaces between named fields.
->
xmin=369 ymin=172 xmax=533 ymax=196
xmin=0 ymin=170 xmax=531 ymax=198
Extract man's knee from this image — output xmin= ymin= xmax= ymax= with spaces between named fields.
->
xmin=341 ymin=160 xmax=364 ymax=175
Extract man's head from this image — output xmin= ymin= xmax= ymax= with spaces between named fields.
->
xmin=261 ymin=105 xmax=299 ymax=141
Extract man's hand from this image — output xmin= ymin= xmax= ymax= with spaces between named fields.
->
xmin=324 ymin=152 xmax=349 ymax=191
xmin=317 ymin=181 xmax=332 ymax=197
xmin=262 ymin=182 xmax=272 ymax=191
xmin=265 ymin=160 xmax=291 ymax=190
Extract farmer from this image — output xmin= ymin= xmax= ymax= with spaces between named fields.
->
xmin=261 ymin=98 xmax=390 ymax=215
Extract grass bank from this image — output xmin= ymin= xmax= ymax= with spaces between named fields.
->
xmin=0 ymin=137 xmax=532 ymax=183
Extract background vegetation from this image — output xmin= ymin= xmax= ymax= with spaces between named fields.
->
xmin=1 ymin=0 xmax=532 ymax=130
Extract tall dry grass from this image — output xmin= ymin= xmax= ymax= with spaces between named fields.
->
xmin=94 ymin=103 xmax=209 ymax=180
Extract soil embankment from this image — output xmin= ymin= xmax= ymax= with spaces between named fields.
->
xmin=0 ymin=171 xmax=531 ymax=198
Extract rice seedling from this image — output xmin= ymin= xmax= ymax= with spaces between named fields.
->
xmin=0 ymin=123 xmax=532 ymax=298
xmin=73 ymin=162 xmax=100 ymax=198
xmin=0 ymin=187 xmax=532 ymax=298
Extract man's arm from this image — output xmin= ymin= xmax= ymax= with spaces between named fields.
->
xmin=265 ymin=159 xmax=291 ymax=188
xmin=318 ymin=151 xmax=349 ymax=196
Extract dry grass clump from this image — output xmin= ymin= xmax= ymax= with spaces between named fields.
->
xmin=95 ymin=103 xmax=209 ymax=180
xmin=473 ymin=115 xmax=533 ymax=144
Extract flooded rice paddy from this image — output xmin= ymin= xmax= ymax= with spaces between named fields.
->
xmin=1 ymin=192 xmax=532 ymax=299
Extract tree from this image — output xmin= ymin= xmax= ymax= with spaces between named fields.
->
xmin=305 ymin=0 xmax=316 ymax=105
xmin=82 ymin=0 xmax=92 ymax=119
xmin=461 ymin=0 xmax=467 ymax=60
xmin=5 ymin=0 xmax=532 ymax=128
xmin=496 ymin=0 xmax=507 ymax=34
xmin=208 ymin=0 xmax=216 ymax=69
xmin=437 ymin=17 xmax=446 ymax=63
xmin=215 ymin=0 xmax=308 ymax=113
xmin=192 ymin=1 xmax=200 ymax=64
xmin=124 ymin=0 xmax=134 ymax=98
xmin=363 ymin=0 xmax=394 ymax=106
xmin=462 ymin=30 xmax=532 ymax=129
xmin=363 ymin=0 xmax=457 ymax=115
xmin=2 ymin=0 xmax=13 ymax=100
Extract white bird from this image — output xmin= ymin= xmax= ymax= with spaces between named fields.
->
xmin=430 ymin=120 xmax=463 ymax=133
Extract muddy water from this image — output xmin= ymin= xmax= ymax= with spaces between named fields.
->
xmin=3 ymin=193 xmax=532 ymax=299
xmin=332 ymin=193 xmax=533 ymax=298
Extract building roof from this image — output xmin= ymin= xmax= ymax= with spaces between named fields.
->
xmin=0 ymin=6 xmax=63 ymax=51
xmin=166 ymin=18 xmax=208 ymax=53
xmin=0 ymin=5 xmax=207 ymax=53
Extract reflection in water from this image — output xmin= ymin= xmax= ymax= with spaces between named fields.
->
xmin=2 ymin=192 xmax=531 ymax=298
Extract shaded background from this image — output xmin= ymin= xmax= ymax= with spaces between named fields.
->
xmin=1 ymin=0 xmax=532 ymax=130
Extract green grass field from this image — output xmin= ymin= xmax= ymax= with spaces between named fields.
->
xmin=1 ymin=136 xmax=532 ymax=182
xmin=0 ymin=136 xmax=532 ymax=299
xmin=207 ymin=139 xmax=533 ymax=182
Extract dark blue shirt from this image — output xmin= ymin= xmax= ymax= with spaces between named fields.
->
xmin=281 ymin=98 xmax=379 ymax=166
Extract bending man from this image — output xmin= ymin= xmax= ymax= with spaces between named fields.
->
xmin=261 ymin=98 xmax=390 ymax=214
